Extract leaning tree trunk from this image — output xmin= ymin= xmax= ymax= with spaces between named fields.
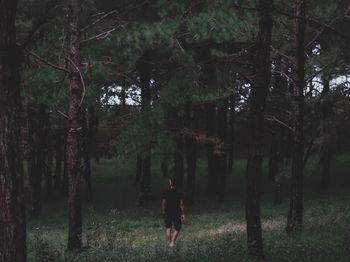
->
xmin=0 ymin=0 xmax=27 ymax=260
xmin=65 ymin=0 xmax=84 ymax=250
xmin=286 ymin=0 xmax=306 ymax=235
xmin=245 ymin=0 xmax=273 ymax=258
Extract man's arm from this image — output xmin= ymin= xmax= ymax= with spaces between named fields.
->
xmin=180 ymin=199 xmax=185 ymax=219
xmin=161 ymin=199 xmax=166 ymax=216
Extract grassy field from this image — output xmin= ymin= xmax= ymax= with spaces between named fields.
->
xmin=27 ymin=156 xmax=350 ymax=261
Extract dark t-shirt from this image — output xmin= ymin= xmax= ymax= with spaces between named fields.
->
xmin=162 ymin=188 xmax=183 ymax=216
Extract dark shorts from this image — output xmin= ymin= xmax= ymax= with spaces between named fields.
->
xmin=164 ymin=214 xmax=181 ymax=231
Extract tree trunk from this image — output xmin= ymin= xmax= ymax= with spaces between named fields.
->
xmin=320 ymin=76 xmax=332 ymax=192
xmin=65 ymin=0 xmax=84 ymax=250
xmin=161 ymin=156 xmax=169 ymax=178
xmin=245 ymin=0 xmax=273 ymax=258
xmin=217 ymin=98 xmax=228 ymax=202
xmin=268 ymin=134 xmax=278 ymax=182
xmin=42 ymin=105 xmax=53 ymax=199
xmin=135 ymin=154 xmax=142 ymax=184
xmin=174 ymin=111 xmax=185 ymax=191
xmin=228 ymin=94 xmax=235 ymax=174
xmin=27 ymin=104 xmax=44 ymax=216
xmin=83 ymin=106 xmax=95 ymax=202
xmin=0 ymin=0 xmax=27 ymax=260
xmin=62 ymin=130 xmax=69 ymax=197
xmin=286 ymin=0 xmax=306 ymax=235
xmin=185 ymin=105 xmax=199 ymax=205
xmin=206 ymin=103 xmax=217 ymax=194
xmin=54 ymin=129 xmax=63 ymax=189
xmin=138 ymin=54 xmax=152 ymax=206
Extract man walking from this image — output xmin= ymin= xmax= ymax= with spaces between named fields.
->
xmin=161 ymin=177 xmax=185 ymax=247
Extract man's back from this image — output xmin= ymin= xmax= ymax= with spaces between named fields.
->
xmin=162 ymin=188 xmax=183 ymax=215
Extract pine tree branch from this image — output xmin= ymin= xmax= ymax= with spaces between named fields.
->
xmin=66 ymin=56 xmax=86 ymax=106
xmin=275 ymin=8 xmax=350 ymax=42
xmin=81 ymin=27 xmax=120 ymax=44
xmin=265 ymin=115 xmax=294 ymax=132
xmin=26 ymin=49 xmax=70 ymax=74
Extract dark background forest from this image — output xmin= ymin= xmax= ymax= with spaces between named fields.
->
xmin=1 ymin=0 xmax=350 ymax=261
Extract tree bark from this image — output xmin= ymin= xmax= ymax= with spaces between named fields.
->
xmin=135 ymin=154 xmax=142 ymax=184
xmin=174 ymin=112 xmax=185 ymax=191
xmin=320 ymin=76 xmax=332 ymax=192
xmin=217 ymin=98 xmax=228 ymax=202
xmin=227 ymin=95 xmax=235 ymax=174
xmin=138 ymin=54 xmax=152 ymax=206
xmin=54 ymin=129 xmax=63 ymax=189
xmin=245 ymin=0 xmax=273 ymax=258
xmin=0 ymin=0 xmax=27 ymax=260
xmin=27 ymin=104 xmax=42 ymax=216
xmin=286 ymin=0 xmax=307 ymax=235
xmin=41 ymin=105 xmax=53 ymax=199
xmin=83 ymin=106 xmax=96 ymax=202
xmin=185 ymin=105 xmax=199 ymax=205
xmin=62 ymin=130 xmax=69 ymax=197
xmin=268 ymin=134 xmax=278 ymax=182
xmin=206 ymin=103 xmax=217 ymax=194
xmin=65 ymin=0 xmax=84 ymax=250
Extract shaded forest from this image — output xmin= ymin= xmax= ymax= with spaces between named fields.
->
xmin=1 ymin=0 xmax=350 ymax=261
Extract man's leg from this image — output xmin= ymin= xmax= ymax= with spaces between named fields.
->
xmin=171 ymin=229 xmax=179 ymax=244
xmin=170 ymin=216 xmax=181 ymax=246
xmin=166 ymin=228 xmax=171 ymax=243
xmin=164 ymin=215 xmax=172 ymax=243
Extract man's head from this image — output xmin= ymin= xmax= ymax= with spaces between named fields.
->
xmin=169 ymin=177 xmax=177 ymax=188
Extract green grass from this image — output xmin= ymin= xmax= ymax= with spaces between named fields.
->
xmin=27 ymin=155 xmax=350 ymax=261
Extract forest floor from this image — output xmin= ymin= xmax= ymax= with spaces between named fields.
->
xmin=27 ymin=155 xmax=350 ymax=261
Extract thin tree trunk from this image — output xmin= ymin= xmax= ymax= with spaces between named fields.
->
xmin=245 ymin=0 xmax=273 ymax=258
xmin=228 ymin=94 xmax=235 ymax=174
xmin=42 ymin=105 xmax=53 ymax=199
xmin=161 ymin=156 xmax=169 ymax=178
xmin=83 ymin=106 xmax=94 ymax=202
xmin=54 ymin=129 xmax=63 ymax=189
xmin=286 ymin=0 xmax=307 ymax=235
xmin=217 ymin=98 xmax=228 ymax=202
xmin=62 ymin=130 xmax=69 ymax=197
xmin=138 ymin=54 xmax=152 ymax=206
xmin=27 ymin=104 xmax=42 ymax=216
xmin=135 ymin=154 xmax=142 ymax=184
xmin=206 ymin=103 xmax=217 ymax=194
xmin=320 ymin=76 xmax=332 ymax=192
xmin=0 ymin=0 xmax=27 ymax=260
xmin=185 ymin=105 xmax=199 ymax=205
xmin=268 ymin=134 xmax=278 ymax=182
xmin=174 ymin=111 xmax=185 ymax=191
xmin=65 ymin=0 xmax=84 ymax=250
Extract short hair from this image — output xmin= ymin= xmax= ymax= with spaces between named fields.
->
xmin=169 ymin=176 xmax=177 ymax=187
